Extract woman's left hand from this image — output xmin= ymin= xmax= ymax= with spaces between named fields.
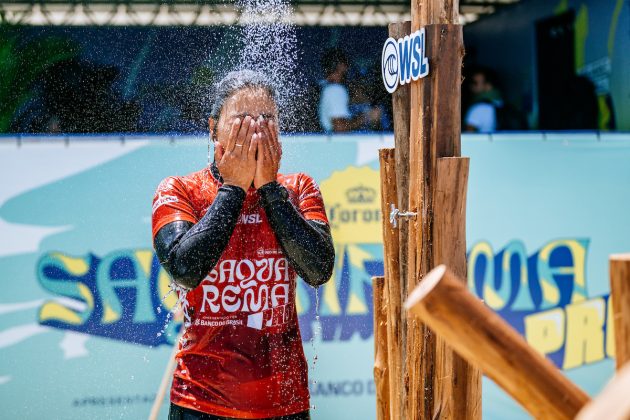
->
xmin=254 ymin=118 xmax=282 ymax=189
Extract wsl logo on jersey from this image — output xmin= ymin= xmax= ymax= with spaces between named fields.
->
xmin=381 ymin=28 xmax=430 ymax=94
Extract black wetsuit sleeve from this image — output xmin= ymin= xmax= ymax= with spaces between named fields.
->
xmin=258 ymin=181 xmax=335 ymax=287
xmin=153 ymin=185 xmax=246 ymax=289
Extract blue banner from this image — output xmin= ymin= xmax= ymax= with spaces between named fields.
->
xmin=1 ymin=132 xmax=629 ymax=419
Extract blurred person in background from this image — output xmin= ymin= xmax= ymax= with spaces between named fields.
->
xmin=348 ymin=79 xmax=389 ymax=132
xmin=12 ymin=59 xmax=140 ymax=133
xmin=318 ymin=48 xmax=380 ymax=133
xmin=464 ymin=67 xmax=527 ymax=132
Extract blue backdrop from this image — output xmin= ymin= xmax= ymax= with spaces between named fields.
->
xmin=0 ymin=132 xmax=629 ymax=419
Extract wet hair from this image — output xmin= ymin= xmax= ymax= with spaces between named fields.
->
xmin=210 ymin=69 xmax=278 ymax=120
xmin=321 ymin=48 xmax=349 ymax=77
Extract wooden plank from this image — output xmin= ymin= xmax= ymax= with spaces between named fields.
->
xmin=433 ymin=158 xmax=469 ymax=278
xmin=433 ymin=157 xmax=481 ymax=419
xmin=389 ymin=21 xmax=411 ymax=420
xmin=405 ymin=266 xmax=591 ymax=420
xmin=406 ymin=23 xmax=465 ymax=420
xmin=411 ymin=0 xmax=459 ymax=30
xmin=378 ymin=148 xmax=402 ymax=420
xmin=610 ymin=254 xmax=630 ymax=370
xmin=576 ymin=362 xmax=630 ymax=420
xmin=373 ymin=276 xmax=390 ymax=420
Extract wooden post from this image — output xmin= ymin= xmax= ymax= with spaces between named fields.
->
xmin=379 ymin=148 xmax=401 ymax=420
xmin=382 ymin=1 xmax=480 ymax=418
xmin=432 ymin=157 xmax=481 ymax=419
xmin=373 ymin=276 xmax=390 ymax=420
xmin=411 ymin=0 xmax=459 ymax=27
xmin=610 ymin=254 xmax=630 ymax=370
xmin=405 ymin=265 xmax=591 ymax=420
xmin=388 ymin=22 xmax=411 ymax=420
xmin=576 ymin=362 xmax=630 ymax=420
xmin=406 ymin=0 xmax=478 ymax=416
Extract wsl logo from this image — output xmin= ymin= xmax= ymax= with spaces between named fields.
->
xmin=381 ymin=38 xmax=399 ymax=93
xmin=381 ymin=28 xmax=430 ymax=94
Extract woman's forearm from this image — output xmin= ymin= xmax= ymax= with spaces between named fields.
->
xmin=153 ymin=185 xmax=245 ymax=289
xmin=258 ymin=182 xmax=335 ymax=287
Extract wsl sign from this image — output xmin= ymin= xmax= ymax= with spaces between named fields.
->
xmin=382 ymin=28 xmax=430 ymax=93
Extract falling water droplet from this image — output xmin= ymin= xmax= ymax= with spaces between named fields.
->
xmin=310 ymin=285 xmax=321 ymax=392
xmin=155 ymin=282 xmax=192 ymax=345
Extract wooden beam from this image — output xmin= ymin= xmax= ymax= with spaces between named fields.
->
xmin=379 ymin=148 xmax=402 ymax=420
xmin=433 ymin=158 xmax=469 ymax=279
xmin=388 ymin=20 xmax=411 ymax=420
xmin=433 ymin=157 xmax=481 ymax=419
xmin=411 ymin=0 xmax=459 ymax=29
xmin=406 ymin=22 xmax=465 ymax=420
xmin=610 ymin=254 xmax=630 ymax=370
xmin=372 ymin=276 xmax=390 ymax=420
xmin=405 ymin=265 xmax=590 ymax=420
xmin=576 ymin=362 xmax=630 ymax=420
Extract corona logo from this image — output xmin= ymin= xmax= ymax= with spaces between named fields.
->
xmin=345 ymin=185 xmax=376 ymax=204
xmin=320 ymin=166 xmax=382 ymax=244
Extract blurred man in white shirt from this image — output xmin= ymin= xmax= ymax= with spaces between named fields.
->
xmin=464 ymin=68 xmax=502 ymax=133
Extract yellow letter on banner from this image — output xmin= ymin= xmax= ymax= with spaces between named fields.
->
xmin=537 ymin=239 xmax=589 ymax=310
xmin=606 ymin=295 xmax=615 ymax=358
xmin=524 ymin=308 xmax=566 ymax=356
xmin=468 ymin=241 xmax=509 ymax=311
xmin=563 ymin=298 xmax=606 ymax=369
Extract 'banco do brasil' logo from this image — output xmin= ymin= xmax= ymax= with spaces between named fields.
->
xmin=381 ymin=28 xmax=430 ymax=94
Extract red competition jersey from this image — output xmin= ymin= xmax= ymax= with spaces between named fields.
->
xmin=151 ymin=167 xmax=329 ymax=418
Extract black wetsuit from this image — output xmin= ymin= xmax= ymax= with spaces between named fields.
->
xmin=154 ymin=164 xmax=334 ymax=420
xmin=154 ymin=163 xmax=335 ymax=291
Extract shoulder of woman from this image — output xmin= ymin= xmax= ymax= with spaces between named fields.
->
xmin=155 ymin=168 xmax=210 ymax=197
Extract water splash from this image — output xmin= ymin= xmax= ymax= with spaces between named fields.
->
xmin=309 ymin=286 xmax=321 ymax=410
xmin=208 ymin=133 xmax=213 ymax=167
xmin=208 ymin=0 xmax=305 ymax=132
xmin=155 ymin=282 xmax=192 ymax=342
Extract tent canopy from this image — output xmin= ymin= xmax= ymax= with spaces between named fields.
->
xmin=0 ymin=0 xmax=520 ymax=26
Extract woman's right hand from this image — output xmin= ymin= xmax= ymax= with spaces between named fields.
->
xmin=216 ymin=116 xmax=258 ymax=192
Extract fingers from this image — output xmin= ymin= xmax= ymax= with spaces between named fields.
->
xmin=214 ymin=141 xmax=224 ymax=162
xmin=225 ymin=118 xmax=241 ymax=154
xmin=259 ymin=128 xmax=272 ymax=163
xmin=265 ymin=119 xmax=281 ymax=165
xmin=239 ymin=117 xmax=256 ymax=157
xmin=230 ymin=116 xmax=251 ymax=155
xmin=235 ymin=116 xmax=256 ymax=159
xmin=254 ymin=118 xmax=271 ymax=161
xmin=248 ymin=132 xmax=258 ymax=160
xmin=268 ymin=119 xmax=279 ymax=142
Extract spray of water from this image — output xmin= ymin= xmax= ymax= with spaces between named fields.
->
xmin=237 ymin=0 xmax=304 ymax=128
xmin=156 ymin=282 xmax=191 ymax=342
xmin=206 ymin=0 xmax=305 ymax=133
xmin=160 ymin=0 xmax=315 ymax=407
xmin=309 ymin=286 xmax=321 ymax=410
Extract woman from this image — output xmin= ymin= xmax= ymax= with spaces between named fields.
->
xmin=152 ymin=70 xmax=335 ymax=420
